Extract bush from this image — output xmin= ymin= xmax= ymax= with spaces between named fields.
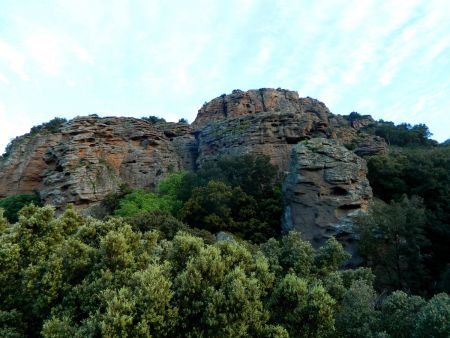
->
xmin=29 ymin=117 xmax=67 ymax=135
xmin=0 ymin=206 xmax=448 ymax=337
xmin=355 ymin=196 xmax=428 ymax=293
xmin=141 ymin=115 xmax=166 ymax=124
xmin=0 ymin=193 xmax=42 ymax=223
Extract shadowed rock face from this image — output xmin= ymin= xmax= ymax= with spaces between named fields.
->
xmin=0 ymin=133 xmax=62 ymax=197
xmin=282 ymin=138 xmax=372 ymax=262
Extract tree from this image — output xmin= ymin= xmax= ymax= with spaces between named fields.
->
xmin=269 ymin=274 xmax=336 ymax=337
xmin=367 ymin=145 xmax=450 ymax=292
xmin=355 ymin=196 xmax=429 ymax=293
xmin=170 ymin=233 xmax=274 ymax=337
xmin=335 ymin=280 xmax=379 ymax=338
xmin=413 ymin=293 xmax=450 ymax=338
xmin=363 ymin=121 xmax=436 ymax=147
xmin=381 ymin=291 xmax=425 ymax=338
xmin=316 ymin=237 xmax=351 ymax=274
xmin=0 ymin=193 xmax=42 ymax=223
xmin=180 ymin=180 xmax=272 ymax=240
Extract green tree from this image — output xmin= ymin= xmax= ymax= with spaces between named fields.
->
xmin=367 ymin=145 xmax=450 ymax=292
xmin=355 ymin=196 xmax=429 ymax=293
xmin=380 ymin=291 xmax=425 ymax=338
xmin=180 ymin=181 xmax=276 ymax=242
xmin=316 ymin=237 xmax=351 ymax=274
xmin=413 ymin=293 xmax=450 ymax=338
xmin=335 ymin=280 xmax=379 ymax=338
xmin=170 ymin=232 xmax=274 ymax=337
xmin=0 ymin=193 xmax=42 ymax=223
xmin=269 ymin=274 xmax=336 ymax=337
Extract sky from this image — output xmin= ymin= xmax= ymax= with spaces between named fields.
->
xmin=0 ymin=0 xmax=449 ymax=153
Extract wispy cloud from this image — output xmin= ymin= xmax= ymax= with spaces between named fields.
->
xmin=0 ymin=40 xmax=28 ymax=80
xmin=0 ymin=0 xmax=449 ymax=152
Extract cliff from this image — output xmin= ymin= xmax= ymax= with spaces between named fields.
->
xmin=0 ymin=115 xmax=196 ymax=208
xmin=0 ymin=88 xmax=387 ymax=249
xmin=283 ymin=138 xmax=372 ymax=263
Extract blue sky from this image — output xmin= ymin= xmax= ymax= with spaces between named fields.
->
xmin=0 ymin=0 xmax=449 ymax=152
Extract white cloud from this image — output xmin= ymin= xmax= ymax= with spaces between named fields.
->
xmin=25 ymin=32 xmax=64 ymax=76
xmin=0 ymin=72 xmax=10 ymax=85
xmin=339 ymin=0 xmax=375 ymax=31
xmin=0 ymin=102 xmax=32 ymax=153
xmin=73 ymin=46 xmax=94 ymax=64
xmin=246 ymin=39 xmax=273 ymax=76
xmin=0 ymin=40 xmax=28 ymax=80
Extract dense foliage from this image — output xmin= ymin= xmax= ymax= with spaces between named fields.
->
xmin=1 ymin=206 xmax=449 ymax=337
xmin=108 ymin=155 xmax=283 ymax=243
xmin=363 ymin=122 xmax=436 ymax=147
xmin=365 ymin=144 xmax=450 ymax=294
xmin=141 ymin=116 xmax=166 ymax=124
xmin=355 ymin=196 xmax=429 ymax=294
xmin=0 ymin=193 xmax=42 ymax=223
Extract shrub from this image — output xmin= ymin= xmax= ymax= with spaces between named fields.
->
xmin=0 ymin=193 xmax=42 ymax=223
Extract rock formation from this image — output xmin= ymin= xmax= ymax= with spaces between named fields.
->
xmin=195 ymin=88 xmax=386 ymax=171
xmin=282 ymin=138 xmax=372 ymax=261
xmin=0 ymin=88 xmax=386 ymax=251
xmin=0 ymin=115 xmax=195 ymax=209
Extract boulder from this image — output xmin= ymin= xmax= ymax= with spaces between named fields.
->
xmin=282 ymin=138 xmax=372 ymax=262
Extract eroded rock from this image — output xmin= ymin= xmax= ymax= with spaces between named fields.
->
xmin=282 ymin=138 xmax=372 ymax=262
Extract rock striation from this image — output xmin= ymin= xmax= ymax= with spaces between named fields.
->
xmin=0 ymin=133 xmax=61 ymax=197
xmin=195 ymin=88 xmax=386 ymax=171
xmin=0 ymin=116 xmax=195 ymax=208
xmin=282 ymin=138 xmax=372 ymax=261
xmin=0 ymin=88 xmax=385 ymax=251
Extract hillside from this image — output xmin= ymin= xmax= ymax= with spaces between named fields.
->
xmin=0 ymin=88 xmax=449 ymax=337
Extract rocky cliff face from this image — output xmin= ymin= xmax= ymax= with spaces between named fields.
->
xmin=0 ymin=133 xmax=61 ymax=197
xmin=0 ymin=115 xmax=195 ymax=208
xmin=282 ymin=138 xmax=372 ymax=261
xmin=195 ymin=88 xmax=386 ymax=171
xmin=0 ymin=88 xmax=385 ymax=251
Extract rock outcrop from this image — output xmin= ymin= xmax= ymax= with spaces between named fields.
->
xmin=0 ymin=88 xmax=384 ymax=250
xmin=0 ymin=133 xmax=61 ymax=197
xmin=282 ymin=138 xmax=372 ymax=260
xmin=0 ymin=116 xmax=195 ymax=208
xmin=195 ymin=88 xmax=386 ymax=171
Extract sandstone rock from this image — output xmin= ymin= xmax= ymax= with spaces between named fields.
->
xmin=195 ymin=89 xmax=335 ymax=171
xmin=40 ymin=116 xmax=188 ymax=208
xmin=0 ymin=133 xmax=62 ymax=198
xmin=0 ymin=116 xmax=193 ymax=209
xmin=0 ymin=88 xmax=383 ymax=224
xmin=154 ymin=122 xmax=198 ymax=171
xmin=282 ymin=138 xmax=372 ymax=262
xmin=193 ymin=88 xmax=331 ymax=130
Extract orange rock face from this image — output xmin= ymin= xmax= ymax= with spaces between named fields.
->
xmin=0 ymin=116 xmax=195 ymax=208
xmin=0 ymin=88 xmax=386 ymax=213
xmin=194 ymin=88 xmax=386 ymax=172
xmin=0 ymin=133 xmax=61 ymax=197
